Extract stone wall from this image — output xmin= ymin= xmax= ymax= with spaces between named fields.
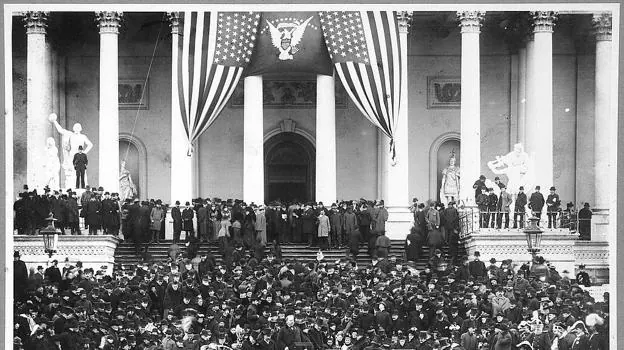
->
xmin=10 ymin=13 xmax=597 ymax=207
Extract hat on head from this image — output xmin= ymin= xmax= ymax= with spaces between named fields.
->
xmin=14 ymin=251 xmax=20 ymax=258
xmin=519 ymin=186 xmax=524 ymax=190
xmin=494 ymin=176 xmax=500 ymax=180
xmin=78 ymin=145 xmax=83 ymax=150
xmin=175 ymin=201 xmax=180 ymax=205
xmin=489 ymin=258 xmax=496 ymax=263
xmin=550 ymin=186 xmax=556 ymax=191
xmin=570 ymin=320 xmax=588 ymax=333
xmin=474 ymin=251 xmax=480 ymax=257
xmin=479 ymin=175 xmax=486 ymax=180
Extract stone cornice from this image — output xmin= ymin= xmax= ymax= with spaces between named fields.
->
xmin=396 ymin=11 xmax=413 ymax=34
xmin=167 ymin=12 xmax=183 ymax=36
xmin=95 ymin=11 xmax=123 ymax=35
xmin=457 ymin=11 xmax=485 ymax=34
xmin=530 ymin=11 xmax=557 ymax=34
xmin=592 ymin=13 xmax=612 ymax=41
xmin=23 ymin=11 xmax=49 ymax=35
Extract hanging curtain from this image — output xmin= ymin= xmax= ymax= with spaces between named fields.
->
xmin=177 ymin=11 xmax=261 ymax=155
xmin=319 ymin=11 xmax=402 ymax=161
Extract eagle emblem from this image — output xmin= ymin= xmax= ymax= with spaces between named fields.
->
xmin=266 ymin=16 xmax=313 ymax=60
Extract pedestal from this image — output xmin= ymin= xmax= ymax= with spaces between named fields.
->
xmin=14 ymin=235 xmax=120 ymax=276
xmin=385 ymin=206 xmax=413 ymax=240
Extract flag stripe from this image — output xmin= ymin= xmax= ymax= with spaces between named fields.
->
xmin=176 ymin=11 xmax=259 ymax=154
xmin=320 ymin=10 xmax=402 ymax=159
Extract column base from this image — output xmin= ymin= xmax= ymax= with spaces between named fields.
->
xmin=591 ymin=208 xmax=610 ymax=242
xmin=385 ymin=206 xmax=413 ymax=240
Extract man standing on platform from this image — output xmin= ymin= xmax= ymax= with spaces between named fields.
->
xmin=487 ymin=188 xmax=498 ymax=228
xmin=171 ymin=201 xmax=182 ymax=244
xmin=182 ymin=202 xmax=195 ymax=240
xmin=101 ymin=192 xmax=116 ymax=235
xmin=329 ymin=203 xmax=343 ymax=248
xmin=546 ymin=186 xmax=561 ymax=229
xmin=443 ymin=201 xmax=460 ymax=264
xmin=476 ymin=188 xmax=489 ymax=228
xmin=497 ymin=186 xmax=512 ymax=229
xmin=197 ymin=200 xmax=208 ymax=243
xmin=357 ymin=201 xmax=373 ymax=255
xmin=73 ymin=145 xmax=88 ymax=189
xmin=529 ymin=186 xmax=545 ymax=226
xmin=578 ymin=203 xmax=593 ymax=240
xmin=513 ymin=186 xmax=527 ymax=229
xmin=372 ymin=200 xmax=389 ymax=238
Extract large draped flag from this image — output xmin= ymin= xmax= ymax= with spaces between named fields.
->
xmin=244 ymin=12 xmax=333 ymax=76
xmin=319 ymin=11 xmax=402 ymax=161
xmin=177 ymin=12 xmax=261 ymax=155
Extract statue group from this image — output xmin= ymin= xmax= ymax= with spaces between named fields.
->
xmin=49 ymin=113 xmax=93 ymax=189
xmin=47 ymin=113 xmax=138 ymax=199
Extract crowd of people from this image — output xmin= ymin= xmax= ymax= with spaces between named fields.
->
xmin=12 ymin=182 xmax=607 ymax=349
xmin=14 ymin=241 xmax=609 ymax=350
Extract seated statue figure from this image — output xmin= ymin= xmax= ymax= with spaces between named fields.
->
xmin=487 ymin=143 xmax=532 ymax=197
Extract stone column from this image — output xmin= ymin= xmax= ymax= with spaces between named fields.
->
xmin=24 ymin=12 xmax=51 ymax=190
xmin=591 ymin=13 xmax=612 ymax=242
xmin=524 ymin=35 xmax=534 ymax=151
xmin=380 ymin=11 xmax=413 ymax=240
xmin=517 ymin=45 xmax=527 ymax=145
xmin=96 ymin=11 xmax=122 ymax=193
xmin=168 ymin=12 xmax=193 ymax=208
xmin=526 ymin=11 xmax=557 ymax=190
xmin=592 ymin=13 xmax=612 ymax=209
xmin=243 ymin=76 xmax=264 ymax=205
xmin=457 ymin=11 xmax=485 ymax=204
xmin=316 ymin=74 xmax=337 ymax=204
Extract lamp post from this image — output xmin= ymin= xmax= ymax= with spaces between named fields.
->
xmin=40 ymin=212 xmax=60 ymax=258
xmin=523 ymin=216 xmax=543 ymax=258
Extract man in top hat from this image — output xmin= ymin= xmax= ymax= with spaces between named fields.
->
xmin=13 ymin=251 xmax=28 ymax=302
xmin=73 ymin=145 xmax=88 ymax=189
xmin=496 ymin=186 xmax=513 ymax=229
xmin=443 ymin=201 xmax=460 ymax=264
xmin=182 ymin=201 xmax=195 ymax=240
xmin=546 ymin=186 xmax=561 ymax=229
xmin=577 ymin=203 xmax=592 ymax=240
xmin=513 ymin=186 xmax=528 ymax=229
xmin=529 ymin=186 xmax=545 ymax=226
xmin=171 ymin=201 xmax=183 ymax=244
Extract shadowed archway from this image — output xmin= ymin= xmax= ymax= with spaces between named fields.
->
xmin=264 ymin=133 xmax=315 ymax=204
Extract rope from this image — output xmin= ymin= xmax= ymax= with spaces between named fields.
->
xmin=122 ymin=14 xmax=166 ymax=163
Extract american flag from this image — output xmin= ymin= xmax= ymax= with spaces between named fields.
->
xmin=177 ymin=12 xmax=260 ymax=150
xmin=319 ymin=11 xmax=402 ymax=157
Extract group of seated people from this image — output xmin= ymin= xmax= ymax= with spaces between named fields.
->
xmin=13 ymin=237 xmax=609 ymax=350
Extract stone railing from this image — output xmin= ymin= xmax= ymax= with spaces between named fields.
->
xmin=14 ymin=235 xmax=120 ymax=275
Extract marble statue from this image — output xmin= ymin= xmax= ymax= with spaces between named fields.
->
xmin=119 ymin=160 xmax=137 ymax=201
xmin=43 ymin=137 xmax=60 ymax=189
xmin=487 ymin=143 xmax=533 ymax=197
xmin=439 ymin=152 xmax=460 ymax=206
xmin=49 ymin=113 xmax=93 ymax=189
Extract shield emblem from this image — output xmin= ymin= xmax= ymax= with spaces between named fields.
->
xmin=281 ymin=38 xmax=291 ymax=51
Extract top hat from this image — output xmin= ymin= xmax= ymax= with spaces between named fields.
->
xmin=550 ymin=186 xmax=556 ymax=191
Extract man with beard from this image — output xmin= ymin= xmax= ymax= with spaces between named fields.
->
xmin=276 ymin=314 xmax=303 ymax=350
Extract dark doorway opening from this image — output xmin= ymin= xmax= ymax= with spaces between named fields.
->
xmin=264 ymin=133 xmax=315 ymax=204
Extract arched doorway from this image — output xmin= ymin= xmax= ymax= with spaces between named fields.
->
xmin=264 ymin=133 xmax=315 ymax=204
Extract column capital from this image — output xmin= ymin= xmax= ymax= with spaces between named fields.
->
xmin=396 ymin=11 xmax=412 ymax=34
xmin=457 ymin=11 xmax=485 ymax=34
xmin=167 ymin=12 xmax=183 ymax=36
xmin=95 ymin=11 xmax=123 ymax=34
xmin=23 ymin=11 xmax=49 ymax=35
xmin=592 ymin=13 xmax=612 ymax=41
xmin=530 ymin=11 xmax=557 ymax=33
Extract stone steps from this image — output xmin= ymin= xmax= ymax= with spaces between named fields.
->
xmin=114 ymin=239 xmax=467 ymax=270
